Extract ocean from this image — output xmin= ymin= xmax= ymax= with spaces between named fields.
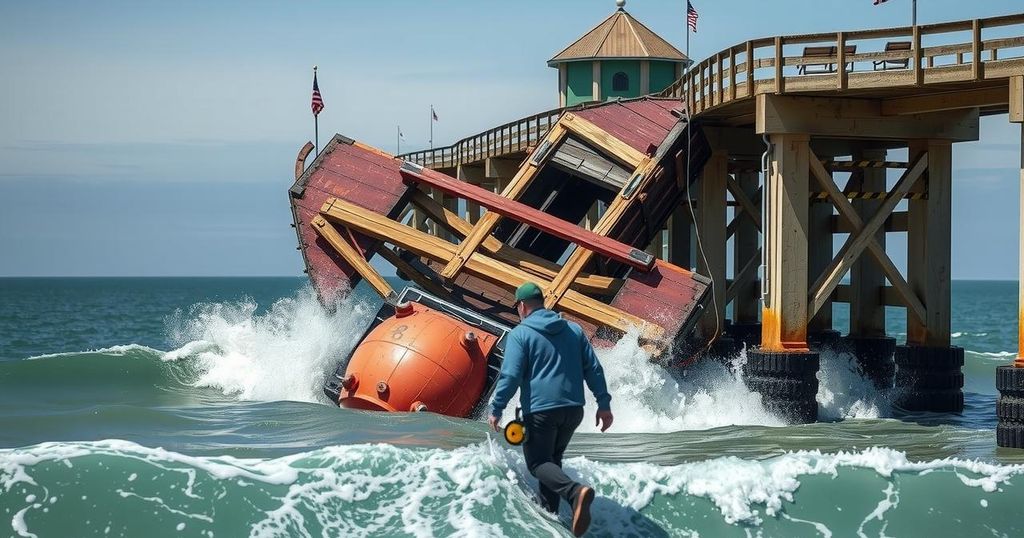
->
xmin=1 ymin=277 xmax=1022 ymax=537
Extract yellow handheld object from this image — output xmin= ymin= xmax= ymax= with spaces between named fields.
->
xmin=503 ymin=408 xmax=526 ymax=445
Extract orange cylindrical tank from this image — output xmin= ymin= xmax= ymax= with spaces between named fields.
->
xmin=337 ymin=302 xmax=497 ymax=417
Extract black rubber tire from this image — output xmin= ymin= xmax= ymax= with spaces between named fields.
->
xmin=744 ymin=350 xmax=820 ymax=378
xmin=895 ymin=389 xmax=964 ymax=413
xmin=996 ymin=365 xmax=1024 ymax=397
xmin=763 ymin=398 xmax=818 ymax=424
xmin=745 ymin=375 xmax=819 ymax=399
xmin=997 ymin=396 xmax=1024 ymax=421
xmin=894 ymin=346 xmax=965 ymax=370
xmin=894 ymin=370 xmax=964 ymax=390
xmin=996 ymin=422 xmax=1024 ymax=449
xmin=726 ymin=323 xmax=761 ymax=347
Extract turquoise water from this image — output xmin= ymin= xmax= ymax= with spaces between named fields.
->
xmin=1 ymin=277 xmax=1023 ymax=537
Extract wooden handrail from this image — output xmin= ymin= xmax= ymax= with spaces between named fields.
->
xmin=658 ymin=11 xmax=1024 ymax=116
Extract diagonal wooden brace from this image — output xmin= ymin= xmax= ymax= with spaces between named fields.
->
xmin=311 ymin=216 xmax=397 ymax=303
xmin=807 ymin=152 xmax=929 ymax=321
xmin=726 ymin=176 xmax=762 ymax=231
xmin=439 ymin=123 xmax=567 ymax=281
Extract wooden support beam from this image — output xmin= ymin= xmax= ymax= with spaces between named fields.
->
xmin=697 ymin=150 xmax=729 ymax=338
xmin=732 ymin=171 xmax=761 ymax=323
xmin=807 ymin=163 xmax=834 ymax=334
xmin=762 ymin=134 xmax=810 ymax=351
xmin=311 ymin=216 xmax=397 ymax=302
xmin=485 ymin=157 xmax=520 ymax=181
xmin=807 ymin=152 xmax=929 ymax=322
xmin=319 ymin=197 xmax=662 ymax=340
xmin=881 ymin=87 xmax=1008 ymax=116
xmin=401 ymin=164 xmax=654 ymax=271
xmin=756 ymin=94 xmax=980 ymax=142
xmin=1011 ymin=76 xmax=1024 ymax=124
xmin=907 ymin=140 xmax=952 ymax=347
xmin=848 ymin=149 xmax=888 ymax=337
xmin=438 ymin=124 xmax=566 ymax=280
xmin=457 ymin=164 xmax=486 ymax=224
xmin=408 ymin=189 xmax=619 ymax=296
xmin=832 ymin=212 xmax=908 ymax=233
xmin=727 ymin=247 xmax=761 ymax=304
xmin=669 ymin=207 xmax=693 ymax=269
xmin=726 ymin=175 xmax=762 ymax=230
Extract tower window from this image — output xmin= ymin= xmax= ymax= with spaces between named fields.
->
xmin=612 ymin=72 xmax=629 ymax=92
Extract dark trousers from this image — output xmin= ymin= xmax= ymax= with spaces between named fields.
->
xmin=522 ymin=405 xmax=585 ymax=513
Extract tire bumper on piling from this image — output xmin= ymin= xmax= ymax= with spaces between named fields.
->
xmin=997 ymin=365 xmax=1024 ymax=448
xmin=846 ymin=336 xmax=897 ymax=389
xmin=894 ymin=345 xmax=964 ymax=413
xmin=743 ymin=349 xmax=820 ymax=424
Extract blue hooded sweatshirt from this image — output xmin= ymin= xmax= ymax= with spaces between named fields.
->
xmin=489 ymin=308 xmax=611 ymax=417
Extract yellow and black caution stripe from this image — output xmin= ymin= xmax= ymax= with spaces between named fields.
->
xmin=811 ymin=191 xmax=928 ymax=200
xmin=823 ymin=160 xmax=910 ymax=169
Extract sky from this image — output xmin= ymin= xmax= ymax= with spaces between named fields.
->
xmin=0 ymin=0 xmax=1022 ymax=278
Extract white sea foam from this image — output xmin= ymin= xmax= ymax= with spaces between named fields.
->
xmin=2 ymin=440 xmax=1023 ymax=536
xmin=23 ymin=344 xmax=164 ymax=361
xmin=162 ymin=288 xmax=371 ymax=403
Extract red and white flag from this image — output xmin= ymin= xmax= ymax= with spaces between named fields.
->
xmin=686 ymin=1 xmax=698 ymax=33
xmin=311 ymin=71 xmax=324 ymax=116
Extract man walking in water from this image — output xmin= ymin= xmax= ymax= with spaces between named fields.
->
xmin=489 ymin=282 xmax=614 ymax=537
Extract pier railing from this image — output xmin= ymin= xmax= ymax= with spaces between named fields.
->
xmin=401 ymin=14 xmax=1024 ymax=171
xmin=400 ymin=107 xmax=565 ymax=169
xmin=660 ymin=13 xmax=1024 ymax=115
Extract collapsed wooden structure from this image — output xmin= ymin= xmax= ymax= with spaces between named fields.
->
xmin=289 ymin=98 xmax=713 ymax=357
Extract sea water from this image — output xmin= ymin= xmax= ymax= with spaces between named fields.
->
xmin=1 ymin=277 xmax=1022 ymax=537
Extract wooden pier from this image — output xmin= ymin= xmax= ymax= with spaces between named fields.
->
xmin=388 ymin=13 xmax=1024 ymax=430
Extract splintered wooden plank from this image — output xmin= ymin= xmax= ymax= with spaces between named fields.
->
xmin=400 ymin=164 xmax=655 ymax=271
xmin=439 ymin=123 xmax=568 ymax=280
xmin=311 ymin=216 xmax=396 ymax=302
xmin=319 ymin=197 xmax=664 ymax=341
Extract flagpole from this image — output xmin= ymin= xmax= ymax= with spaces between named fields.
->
xmin=429 ymin=105 xmax=434 ymax=151
xmin=397 ymin=125 xmax=401 ymax=155
xmin=313 ymin=66 xmax=319 ymax=155
xmin=912 ymin=0 xmax=917 ymax=26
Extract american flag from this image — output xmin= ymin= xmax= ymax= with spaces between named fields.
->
xmin=874 ymin=0 xmax=888 ymax=4
xmin=431 ymin=106 xmax=438 ymax=122
xmin=311 ymin=71 xmax=324 ymax=116
xmin=686 ymin=1 xmax=698 ymax=33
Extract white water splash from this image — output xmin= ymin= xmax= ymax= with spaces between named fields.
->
xmin=582 ymin=333 xmax=785 ymax=432
xmin=163 ymin=288 xmax=372 ymax=403
xmin=816 ymin=348 xmax=891 ymax=421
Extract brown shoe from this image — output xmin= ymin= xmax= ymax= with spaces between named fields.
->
xmin=571 ymin=486 xmax=594 ymax=537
